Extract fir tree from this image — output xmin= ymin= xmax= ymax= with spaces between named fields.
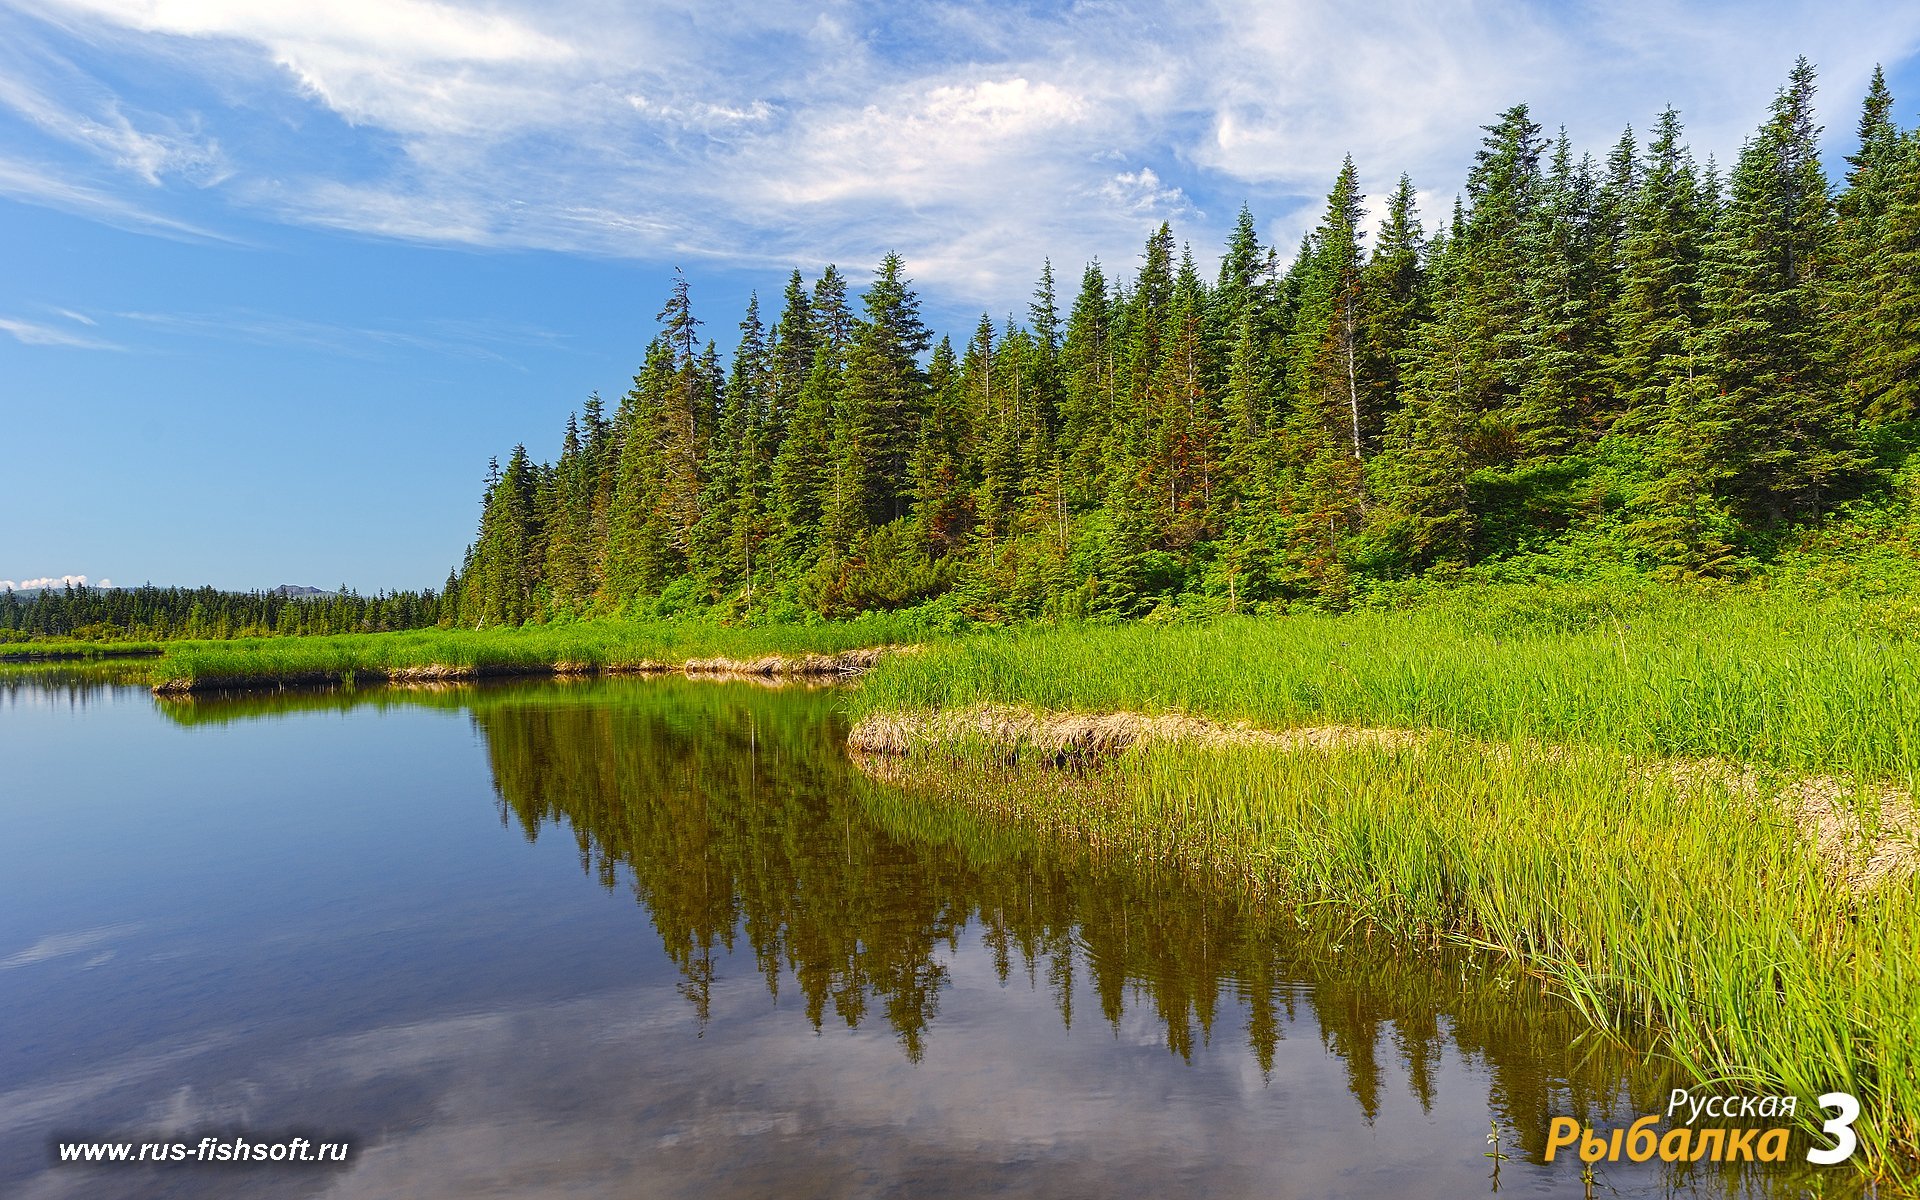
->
xmin=841 ymin=253 xmax=932 ymax=525
xmin=1693 ymin=58 xmax=1868 ymax=526
xmin=1611 ymin=107 xmax=1710 ymax=433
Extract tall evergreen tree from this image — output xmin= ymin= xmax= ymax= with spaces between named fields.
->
xmin=1611 ymin=107 xmax=1710 ymax=433
xmin=1692 ymin=58 xmax=1867 ymax=527
xmin=1460 ymin=105 xmax=1549 ymax=459
xmin=1359 ymin=174 xmax=1428 ymax=441
xmin=1058 ymin=260 xmax=1114 ymax=506
xmin=841 ymin=253 xmax=932 ymax=525
xmin=1838 ymin=67 xmax=1918 ymax=420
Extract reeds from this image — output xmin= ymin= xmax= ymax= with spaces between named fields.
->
xmin=849 ymin=588 xmax=1920 ymax=1181
xmin=857 ymin=590 xmax=1920 ymax=783
xmin=857 ymin=734 xmax=1919 ymax=1181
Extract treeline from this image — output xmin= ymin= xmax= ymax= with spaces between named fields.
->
xmin=0 ymin=583 xmax=449 ymax=642
xmin=459 ymin=60 xmax=1920 ymax=624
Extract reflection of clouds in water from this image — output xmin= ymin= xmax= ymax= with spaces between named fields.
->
xmin=232 ymin=946 xmax=1426 ymax=1197
xmin=0 ymin=679 xmax=1721 ymax=1200
xmin=281 ymin=947 xmax=1483 ymax=1200
xmin=5 ymin=934 xmax=1483 ymax=1200
xmin=0 ymin=1035 xmax=235 ymax=1135
xmin=0 ymin=924 xmax=141 ymax=970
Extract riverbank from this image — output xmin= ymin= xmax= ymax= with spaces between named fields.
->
xmin=847 ymin=710 xmax=1919 ymax=1181
xmin=149 ymin=645 xmax=904 ymax=692
xmin=0 ymin=641 xmax=162 ymax=662
xmin=848 ymin=703 xmax=1920 ymax=888
xmin=127 ymin=615 xmax=929 ymax=692
xmin=12 ymin=585 xmax=1915 ymax=1179
xmin=853 ymin=587 xmax=1920 ymax=780
xmin=841 ymin=596 xmax=1920 ymax=1182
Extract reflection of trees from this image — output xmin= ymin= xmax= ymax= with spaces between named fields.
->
xmin=474 ymin=679 xmax=963 ymax=1059
xmin=468 ymin=676 xmax=1705 ymax=1158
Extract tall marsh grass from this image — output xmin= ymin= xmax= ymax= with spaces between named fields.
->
xmin=862 ymin=734 xmax=1919 ymax=1181
xmin=858 ymin=589 xmax=1920 ymax=784
xmin=852 ymin=588 xmax=1920 ymax=1180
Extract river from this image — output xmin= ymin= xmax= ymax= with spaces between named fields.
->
xmin=0 ymin=670 xmax=1846 ymax=1197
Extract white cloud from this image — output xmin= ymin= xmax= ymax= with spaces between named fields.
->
xmin=0 ymin=573 xmax=113 ymax=590
xmin=0 ymin=316 xmax=120 ymax=349
xmin=0 ymin=153 xmax=230 ymax=240
xmin=1099 ymin=167 xmax=1196 ymax=221
xmin=42 ymin=0 xmax=577 ymax=136
xmin=51 ymin=307 xmax=95 ymax=325
xmin=0 ymin=66 xmax=226 ymax=185
xmin=4 ymin=0 xmax=1920 ymax=299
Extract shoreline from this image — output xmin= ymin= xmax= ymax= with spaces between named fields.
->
xmin=147 ymin=646 xmax=906 ymax=693
xmin=845 ymin=701 xmax=1919 ymax=1181
xmin=848 ymin=702 xmax=1920 ymax=889
xmin=0 ymin=646 xmax=163 ymax=663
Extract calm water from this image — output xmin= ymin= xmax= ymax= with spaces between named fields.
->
xmin=0 ymin=671 xmax=1853 ymax=1198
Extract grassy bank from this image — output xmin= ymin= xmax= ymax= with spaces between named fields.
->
xmin=0 ymin=640 xmax=163 ymax=662
xmin=853 ymin=725 xmax=1919 ymax=1182
xmin=138 ymin=613 xmax=932 ymax=691
xmin=845 ymin=587 xmax=1920 ymax=1181
xmin=856 ymin=585 xmax=1920 ymax=783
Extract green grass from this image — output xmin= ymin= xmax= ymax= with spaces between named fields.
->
xmin=31 ymin=578 xmax=1919 ymax=1178
xmin=848 ymin=586 xmax=1920 ymax=1182
xmin=0 ymin=639 xmax=163 ymax=662
xmin=856 ymin=585 xmax=1920 ymax=784
xmin=142 ymin=612 xmax=936 ymax=689
xmin=862 ymin=732 xmax=1919 ymax=1183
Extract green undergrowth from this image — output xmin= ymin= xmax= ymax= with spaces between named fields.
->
xmin=859 ymin=734 xmax=1919 ymax=1183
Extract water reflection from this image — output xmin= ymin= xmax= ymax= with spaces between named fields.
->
xmin=1 ymin=674 xmax=1843 ymax=1198
xmin=458 ymin=680 xmax=1741 ymax=1182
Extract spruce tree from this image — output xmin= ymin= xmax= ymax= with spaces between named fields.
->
xmin=1839 ymin=68 xmax=1918 ymax=420
xmin=1611 ymin=107 xmax=1709 ymax=434
xmin=1515 ymin=132 xmax=1607 ymax=454
xmin=841 ymin=253 xmax=932 ymax=525
xmin=1694 ymin=58 xmax=1867 ymax=526
xmin=1859 ymin=132 xmax=1920 ymax=421
xmin=1058 ymin=260 xmax=1114 ymax=506
xmin=909 ymin=335 xmax=975 ymax=553
xmin=1460 ymin=105 xmax=1548 ymax=459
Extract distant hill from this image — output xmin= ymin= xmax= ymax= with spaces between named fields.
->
xmin=270 ymin=585 xmax=328 ymax=597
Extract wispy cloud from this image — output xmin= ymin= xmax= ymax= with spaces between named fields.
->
xmin=0 ymin=50 xmax=228 ymax=186
xmin=117 ymin=307 xmax=566 ymax=365
xmin=4 ymin=0 xmax=1920 ymax=297
xmin=0 ymin=315 xmax=120 ymax=349
xmin=0 ymin=153 xmax=230 ymax=240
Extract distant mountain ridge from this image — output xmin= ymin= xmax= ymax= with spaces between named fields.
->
xmin=270 ymin=585 xmax=327 ymax=597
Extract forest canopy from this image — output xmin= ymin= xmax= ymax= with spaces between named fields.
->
xmin=451 ymin=61 xmax=1920 ymax=623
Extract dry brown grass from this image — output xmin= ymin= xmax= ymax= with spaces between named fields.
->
xmin=848 ymin=703 xmax=1426 ymax=762
xmin=680 ymin=646 xmax=909 ymax=676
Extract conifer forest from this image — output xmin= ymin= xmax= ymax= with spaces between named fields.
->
xmin=446 ymin=63 xmax=1917 ymax=623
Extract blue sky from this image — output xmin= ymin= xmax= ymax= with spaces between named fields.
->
xmin=3 ymin=0 xmax=1919 ymax=591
